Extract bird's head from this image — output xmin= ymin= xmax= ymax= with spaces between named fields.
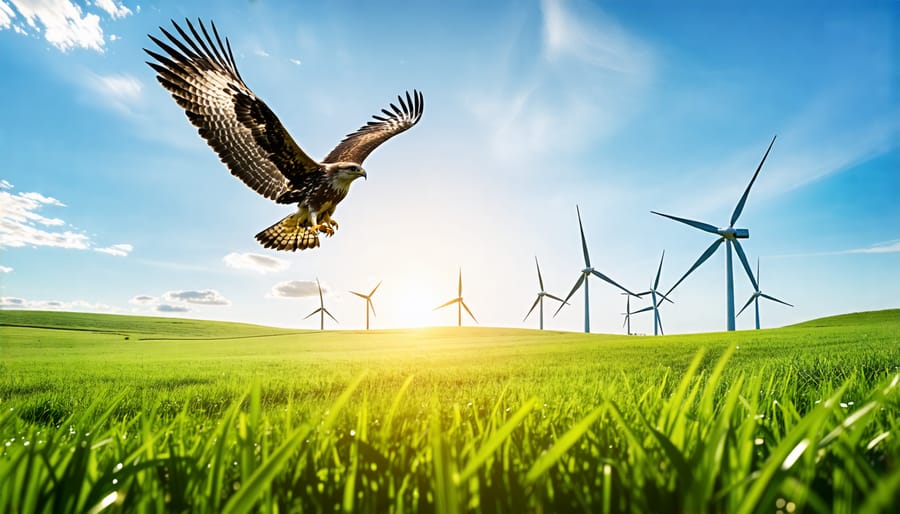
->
xmin=325 ymin=162 xmax=367 ymax=193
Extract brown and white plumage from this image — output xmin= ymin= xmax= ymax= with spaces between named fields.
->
xmin=144 ymin=19 xmax=424 ymax=251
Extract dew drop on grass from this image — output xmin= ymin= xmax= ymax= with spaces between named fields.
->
xmin=786 ymin=502 xmax=796 ymax=513
xmin=349 ymin=430 xmax=356 ymax=437
xmin=754 ymin=438 xmax=764 ymax=446
xmin=840 ymin=402 xmax=848 ymax=408
xmin=776 ymin=498 xmax=786 ymax=508
xmin=115 ymin=462 xmax=123 ymax=472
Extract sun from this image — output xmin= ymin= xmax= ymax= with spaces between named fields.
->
xmin=382 ymin=282 xmax=436 ymax=328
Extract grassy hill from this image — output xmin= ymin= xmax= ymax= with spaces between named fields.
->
xmin=1 ymin=308 xmax=898 ymax=513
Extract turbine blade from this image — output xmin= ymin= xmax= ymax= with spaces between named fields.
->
xmin=523 ymin=296 xmax=541 ymax=322
xmin=370 ymin=280 xmax=382 ymax=297
xmin=577 ymin=205 xmax=591 ymax=267
xmin=756 ymin=257 xmax=761 ymax=286
xmin=731 ymin=135 xmax=776 ymax=226
xmin=657 ymin=315 xmax=664 ymax=336
xmin=591 ymin=269 xmax=636 ymax=296
xmin=350 ymin=291 xmax=368 ymax=300
xmin=654 ymin=250 xmax=665 ymax=290
xmin=622 ymin=315 xmax=628 ymax=328
xmin=651 ymin=211 xmax=719 ymax=235
xmin=434 ymin=298 xmax=460 ymax=311
xmin=736 ymin=295 xmax=755 ymax=317
xmin=544 ymin=293 xmax=568 ymax=304
xmin=732 ymin=239 xmax=759 ymax=291
xmin=759 ymin=293 xmax=793 ymax=307
xmin=665 ymin=237 xmax=725 ymax=297
xmin=304 ymin=308 xmax=323 ymax=320
xmin=458 ymin=268 xmax=463 ymax=298
xmin=658 ymin=291 xmax=675 ymax=305
xmin=317 ymin=278 xmax=324 ymax=307
xmin=368 ymin=299 xmax=377 ymax=317
xmin=461 ymin=301 xmax=478 ymax=324
xmin=635 ymin=290 xmax=651 ymax=297
xmin=632 ymin=306 xmax=653 ymax=314
xmin=323 ymin=308 xmax=338 ymax=323
xmin=554 ymin=274 xmax=585 ymax=317
xmin=535 ymin=256 xmax=544 ymax=291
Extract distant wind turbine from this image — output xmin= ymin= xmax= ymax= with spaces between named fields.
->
xmin=652 ymin=135 xmax=776 ymax=331
xmin=350 ymin=281 xmax=381 ymax=330
xmin=304 ymin=278 xmax=337 ymax=330
xmin=434 ymin=268 xmax=477 ymax=327
xmin=621 ymin=292 xmax=637 ymax=335
xmin=523 ymin=257 xmax=567 ymax=330
xmin=555 ymin=205 xmax=637 ymax=333
xmin=737 ymin=258 xmax=793 ymax=329
xmin=630 ymin=250 xmax=674 ymax=336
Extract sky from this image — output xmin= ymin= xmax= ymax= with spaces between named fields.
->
xmin=1 ymin=0 xmax=897 ymax=334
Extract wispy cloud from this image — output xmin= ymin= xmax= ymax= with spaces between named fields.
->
xmin=254 ymin=48 xmax=270 ymax=57
xmin=129 ymin=294 xmax=155 ymax=305
xmin=0 ymin=296 xmax=113 ymax=312
xmin=0 ymin=264 xmax=12 ymax=273
xmin=95 ymin=243 xmax=133 ymax=257
xmin=83 ymin=72 xmax=143 ymax=114
xmin=770 ymin=240 xmax=900 ymax=259
xmin=0 ymin=2 xmax=15 ymax=29
xmin=270 ymin=280 xmax=323 ymax=298
xmin=156 ymin=304 xmax=189 ymax=313
xmin=223 ymin=252 xmax=289 ymax=273
xmin=465 ymin=0 xmax=655 ymax=163
xmin=93 ymin=0 xmax=130 ymax=19
xmin=162 ymin=289 xmax=230 ymax=306
xmin=0 ymin=180 xmax=131 ymax=255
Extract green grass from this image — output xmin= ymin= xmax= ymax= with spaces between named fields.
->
xmin=1 ymin=309 xmax=898 ymax=513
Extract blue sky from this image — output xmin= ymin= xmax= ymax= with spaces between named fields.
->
xmin=1 ymin=0 xmax=897 ymax=333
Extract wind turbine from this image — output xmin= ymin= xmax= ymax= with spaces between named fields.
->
xmin=554 ymin=205 xmax=637 ymax=333
xmin=304 ymin=278 xmax=337 ymax=331
xmin=652 ymin=135 xmax=776 ymax=331
xmin=523 ymin=256 xmax=567 ymax=330
xmin=434 ymin=268 xmax=477 ymax=327
xmin=621 ymin=292 xmax=637 ymax=335
xmin=350 ymin=281 xmax=381 ymax=330
xmin=737 ymin=258 xmax=793 ymax=329
xmin=630 ymin=250 xmax=674 ymax=336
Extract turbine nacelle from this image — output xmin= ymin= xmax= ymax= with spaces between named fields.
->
xmin=719 ymin=227 xmax=750 ymax=240
xmin=581 ymin=267 xmax=593 ymax=275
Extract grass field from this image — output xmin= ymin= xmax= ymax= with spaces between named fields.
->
xmin=1 ymin=309 xmax=898 ymax=513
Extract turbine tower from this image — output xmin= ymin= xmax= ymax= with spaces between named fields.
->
xmin=555 ymin=205 xmax=637 ymax=333
xmin=350 ymin=281 xmax=381 ymax=330
xmin=304 ymin=278 xmax=337 ymax=330
xmin=434 ymin=268 xmax=477 ymax=327
xmin=652 ymin=135 xmax=776 ymax=331
xmin=631 ymin=250 xmax=674 ymax=336
xmin=737 ymin=258 xmax=793 ymax=329
xmin=523 ymin=256 xmax=566 ymax=330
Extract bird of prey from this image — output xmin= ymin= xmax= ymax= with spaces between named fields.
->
xmin=145 ymin=19 xmax=424 ymax=251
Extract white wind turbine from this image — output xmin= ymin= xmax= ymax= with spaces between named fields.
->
xmin=434 ymin=268 xmax=477 ymax=327
xmin=555 ymin=205 xmax=637 ymax=333
xmin=350 ymin=281 xmax=381 ymax=330
xmin=737 ymin=258 xmax=792 ymax=329
xmin=304 ymin=278 xmax=337 ymax=330
xmin=621 ymin=292 xmax=638 ymax=335
xmin=523 ymin=256 xmax=567 ymax=330
xmin=652 ymin=135 xmax=776 ymax=331
xmin=630 ymin=250 xmax=674 ymax=336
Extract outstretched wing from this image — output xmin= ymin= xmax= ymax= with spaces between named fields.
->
xmin=323 ymin=90 xmax=424 ymax=165
xmin=145 ymin=19 xmax=321 ymax=201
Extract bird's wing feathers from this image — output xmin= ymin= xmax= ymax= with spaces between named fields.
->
xmin=145 ymin=19 xmax=321 ymax=201
xmin=323 ymin=90 xmax=424 ymax=165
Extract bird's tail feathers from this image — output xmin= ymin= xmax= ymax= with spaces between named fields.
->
xmin=256 ymin=214 xmax=320 ymax=251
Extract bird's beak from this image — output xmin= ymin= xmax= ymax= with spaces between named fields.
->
xmin=359 ymin=169 xmax=367 ymax=180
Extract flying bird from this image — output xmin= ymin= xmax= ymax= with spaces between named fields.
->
xmin=144 ymin=19 xmax=424 ymax=251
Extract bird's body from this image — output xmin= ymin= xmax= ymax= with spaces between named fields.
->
xmin=145 ymin=19 xmax=423 ymax=251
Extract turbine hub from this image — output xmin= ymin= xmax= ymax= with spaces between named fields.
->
xmin=719 ymin=227 xmax=750 ymax=240
xmin=582 ymin=267 xmax=593 ymax=274
xmin=538 ymin=291 xmax=546 ymax=297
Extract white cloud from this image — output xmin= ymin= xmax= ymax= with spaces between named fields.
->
xmin=0 ymin=185 xmax=89 ymax=250
xmin=0 ymin=2 xmax=14 ymax=29
xmin=95 ymin=243 xmax=133 ymax=256
xmin=289 ymin=58 xmax=301 ymax=66
xmin=156 ymin=304 xmax=189 ymax=313
xmin=162 ymin=289 xmax=230 ymax=306
xmin=223 ymin=252 xmax=289 ymax=273
xmin=0 ymin=181 xmax=131 ymax=255
xmin=254 ymin=48 xmax=270 ymax=57
xmin=1 ymin=0 xmax=133 ymax=52
xmin=129 ymin=294 xmax=155 ymax=305
xmin=270 ymin=280 xmax=323 ymax=298
xmin=84 ymin=73 xmax=143 ymax=114
xmin=93 ymin=0 xmax=130 ymax=19
xmin=0 ymin=296 xmax=112 ymax=312
xmin=0 ymin=264 xmax=12 ymax=273
xmin=771 ymin=240 xmax=900 ymax=259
